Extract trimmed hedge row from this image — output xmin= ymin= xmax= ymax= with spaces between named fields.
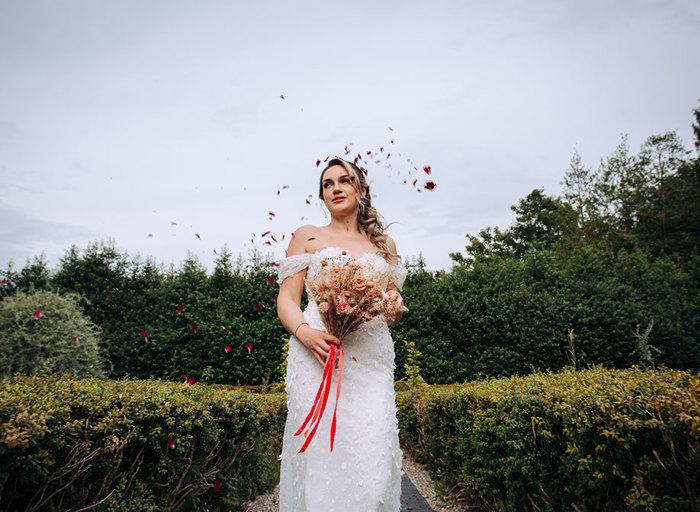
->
xmin=397 ymin=367 xmax=700 ymax=512
xmin=0 ymin=375 xmax=286 ymax=512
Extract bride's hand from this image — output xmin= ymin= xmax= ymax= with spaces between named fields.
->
xmin=385 ymin=289 xmax=404 ymax=308
xmin=295 ymin=325 xmax=341 ymax=366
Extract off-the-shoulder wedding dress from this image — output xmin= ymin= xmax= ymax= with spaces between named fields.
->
xmin=277 ymin=246 xmax=408 ymax=512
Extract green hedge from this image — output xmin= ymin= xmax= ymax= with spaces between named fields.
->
xmin=397 ymin=367 xmax=700 ymax=512
xmin=0 ymin=375 xmax=286 ymax=512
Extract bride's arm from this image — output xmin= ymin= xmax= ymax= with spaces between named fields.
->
xmin=277 ymin=226 xmax=340 ymax=366
xmin=384 ymin=236 xmax=404 ymax=326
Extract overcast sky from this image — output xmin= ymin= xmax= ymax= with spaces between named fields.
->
xmin=1 ymin=0 xmax=699 ymax=273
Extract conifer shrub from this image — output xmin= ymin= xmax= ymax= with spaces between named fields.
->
xmin=0 ymin=290 xmax=108 ymax=378
xmin=397 ymin=367 xmax=700 ymax=512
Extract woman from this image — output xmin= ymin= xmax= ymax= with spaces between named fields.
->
xmin=276 ymin=158 xmax=407 ymax=511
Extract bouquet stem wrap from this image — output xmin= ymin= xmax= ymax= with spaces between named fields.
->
xmin=294 ymin=339 xmax=344 ymax=452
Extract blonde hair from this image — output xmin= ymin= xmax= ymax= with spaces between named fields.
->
xmin=319 ymin=158 xmax=400 ymax=265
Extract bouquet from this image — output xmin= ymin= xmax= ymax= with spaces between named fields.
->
xmin=294 ymin=259 xmax=408 ymax=452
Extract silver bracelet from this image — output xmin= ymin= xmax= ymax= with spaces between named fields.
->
xmin=293 ymin=321 xmax=309 ymax=338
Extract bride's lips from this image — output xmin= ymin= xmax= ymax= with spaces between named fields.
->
xmin=332 ymin=197 xmax=346 ymax=203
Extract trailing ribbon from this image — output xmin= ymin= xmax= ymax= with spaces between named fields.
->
xmin=294 ymin=339 xmax=344 ymax=452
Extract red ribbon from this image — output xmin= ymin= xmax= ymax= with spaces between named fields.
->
xmin=294 ymin=339 xmax=344 ymax=452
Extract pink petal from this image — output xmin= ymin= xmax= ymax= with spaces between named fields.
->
xmin=33 ymin=309 xmax=43 ymax=318
xmin=140 ymin=330 xmax=148 ymax=342
xmin=245 ymin=343 xmax=252 ymax=353
xmin=73 ymin=336 xmax=79 ymax=343
xmin=188 ymin=376 xmax=196 ymax=386
xmin=177 ymin=305 xmax=183 ymax=315
xmin=167 ymin=440 xmax=175 ymax=449
xmin=224 ymin=346 xmax=232 ymax=353
xmin=222 ymin=326 xmax=228 ymax=331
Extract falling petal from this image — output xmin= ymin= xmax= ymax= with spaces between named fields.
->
xmin=212 ymin=482 xmax=222 ymax=491
xmin=168 ymin=275 xmax=174 ymax=280
xmin=306 ymin=199 xmax=310 ymax=204
xmin=106 ymin=294 xmax=114 ymax=299
xmin=257 ymin=303 xmax=263 ymax=314
xmin=1 ymin=277 xmax=5 ymax=284
xmin=224 ymin=346 xmax=232 ymax=353
xmin=73 ymin=336 xmax=79 ymax=343
xmin=291 ymin=232 xmax=295 ymax=238
xmin=262 ymin=231 xmax=270 ymax=237
xmin=188 ymin=376 xmax=196 ymax=386
xmin=268 ymin=211 xmax=275 ymax=216
xmin=182 ymin=374 xmax=188 ymax=382
xmin=266 ymin=276 xmax=275 ymax=285
xmin=424 ymin=181 xmax=436 ymax=190
xmin=191 ymin=322 xmax=198 ymax=333
xmin=195 ymin=233 xmax=201 ymax=240
xmin=171 ymin=221 xmax=177 ymax=226
xmin=316 ymin=159 xmax=321 ymax=167
xmin=271 ymin=235 xmax=278 ymax=242
xmin=33 ymin=309 xmax=43 ymax=318
xmin=323 ymin=156 xmax=329 ymax=162
xmin=412 ymin=179 xmax=417 ymax=186
xmin=147 ymin=233 xmax=153 ymax=238
xmin=245 ymin=343 xmax=252 ymax=353
xmin=177 ymin=305 xmax=183 ymax=315
xmin=222 ymin=326 xmax=228 ymax=331
xmin=140 ymin=330 xmax=149 ymax=342
xmin=280 ymin=94 xmax=285 ymax=100
xmin=167 ymin=440 xmax=175 ymax=449
xmin=423 ymin=166 xmax=431 ymax=175
xmin=264 ymin=241 xmax=272 ymax=246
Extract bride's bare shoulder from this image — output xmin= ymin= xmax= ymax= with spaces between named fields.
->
xmin=285 ymin=225 xmax=321 ymax=257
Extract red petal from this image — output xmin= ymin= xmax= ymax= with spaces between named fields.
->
xmin=167 ymin=440 xmax=175 ymax=449
xmin=262 ymin=231 xmax=270 ymax=237
xmin=266 ymin=276 xmax=275 ymax=285
xmin=177 ymin=305 xmax=183 ymax=315
xmin=245 ymin=343 xmax=252 ymax=353
xmin=424 ymin=181 xmax=436 ymax=190
xmin=195 ymin=233 xmax=201 ymax=239
xmin=212 ymin=483 xmax=222 ymax=491
xmin=222 ymin=326 xmax=228 ymax=331
xmin=140 ymin=330 xmax=148 ymax=342
xmin=316 ymin=159 xmax=321 ymax=167
xmin=256 ymin=303 xmax=263 ymax=314
xmin=366 ymin=151 xmax=371 ymax=155
xmin=1 ymin=277 xmax=5 ymax=284
xmin=268 ymin=211 xmax=275 ymax=216
xmin=168 ymin=275 xmax=174 ymax=280
xmin=224 ymin=346 xmax=232 ymax=353
xmin=188 ymin=376 xmax=196 ymax=386
xmin=191 ymin=322 xmax=198 ymax=333
xmin=73 ymin=336 xmax=79 ymax=343
xmin=305 ymin=199 xmax=310 ymax=204
xmin=324 ymin=156 xmax=329 ymax=162
xmin=412 ymin=179 xmax=417 ymax=186
xmin=33 ymin=309 xmax=43 ymax=318
xmin=271 ymin=235 xmax=278 ymax=242
xmin=423 ymin=166 xmax=431 ymax=174
xmin=106 ymin=294 xmax=114 ymax=299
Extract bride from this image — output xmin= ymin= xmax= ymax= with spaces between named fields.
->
xmin=276 ymin=157 xmax=407 ymax=511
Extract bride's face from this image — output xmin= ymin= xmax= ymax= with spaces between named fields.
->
xmin=321 ymin=165 xmax=365 ymax=215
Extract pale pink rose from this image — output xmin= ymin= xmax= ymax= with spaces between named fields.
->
xmin=318 ymin=302 xmax=330 ymax=313
xmin=352 ymin=276 xmax=368 ymax=291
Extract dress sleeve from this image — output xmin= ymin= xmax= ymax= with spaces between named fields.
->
xmin=277 ymin=253 xmax=312 ymax=285
xmin=387 ymin=264 xmax=408 ymax=292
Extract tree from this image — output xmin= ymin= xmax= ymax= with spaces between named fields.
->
xmin=0 ymin=290 xmax=107 ymax=377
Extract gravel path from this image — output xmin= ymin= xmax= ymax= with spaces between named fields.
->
xmin=244 ymin=453 xmax=466 ymax=512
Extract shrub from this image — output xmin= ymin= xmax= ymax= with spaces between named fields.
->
xmin=397 ymin=367 xmax=700 ymax=512
xmin=0 ymin=290 xmax=107 ymax=378
xmin=0 ymin=375 xmax=286 ymax=511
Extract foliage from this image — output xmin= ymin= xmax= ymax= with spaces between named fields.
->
xmin=0 ymin=290 xmax=107 ymax=378
xmin=0 ymin=374 xmax=286 ymax=512
xmin=397 ymin=367 xmax=700 ymax=512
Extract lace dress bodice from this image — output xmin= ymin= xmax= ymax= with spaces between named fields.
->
xmin=277 ymin=247 xmax=407 ymax=512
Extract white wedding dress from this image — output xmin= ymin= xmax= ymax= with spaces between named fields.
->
xmin=277 ymin=247 xmax=407 ymax=512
